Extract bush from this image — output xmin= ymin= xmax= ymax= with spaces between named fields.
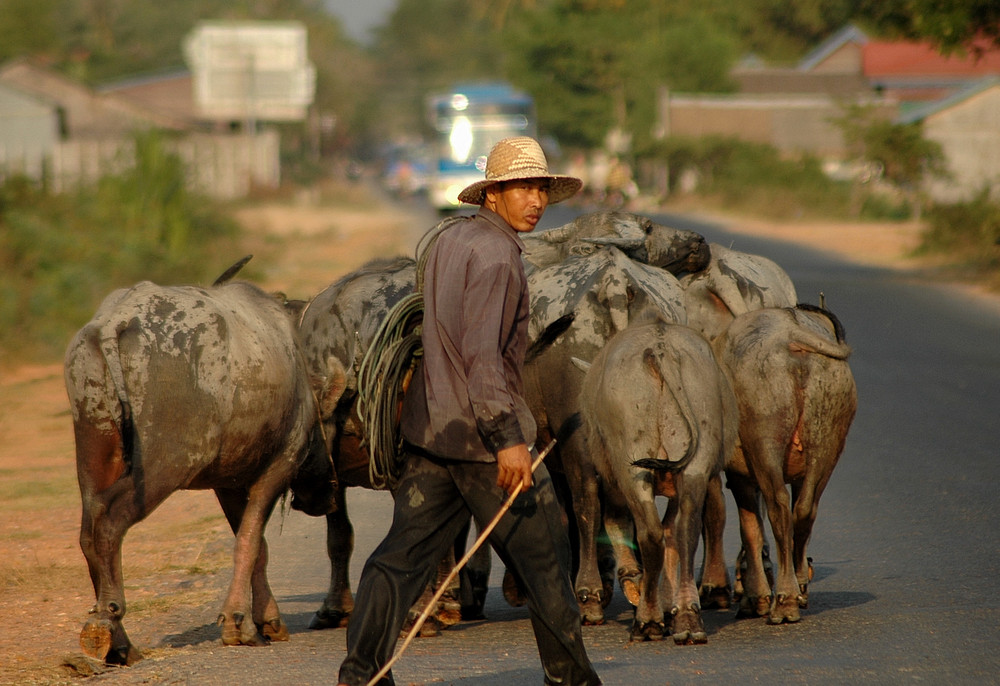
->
xmin=0 ymin=132 xmax=240 ymax=364
xmin=639 ymin=135 xmax=857 ymax=220
xmin=918 ymin=189 xmax=1000 ymax=286
xmin=920 ymin=189 xmax=1000 ymax=254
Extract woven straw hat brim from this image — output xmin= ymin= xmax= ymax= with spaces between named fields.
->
xmin=457 ymin=136 xmax=583 ymax=205
xmin=457 ymin=174 xmax=582 ymax=206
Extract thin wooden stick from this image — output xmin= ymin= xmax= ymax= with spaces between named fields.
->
xmin=365 ymin=439 xmax=556 ymax=686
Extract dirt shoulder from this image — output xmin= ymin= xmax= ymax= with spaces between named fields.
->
xmin=0 ymin=190 xmax=992 ymax=684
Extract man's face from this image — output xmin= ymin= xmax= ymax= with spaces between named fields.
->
xmin=486 ymin=179 xmax=551 ymax=233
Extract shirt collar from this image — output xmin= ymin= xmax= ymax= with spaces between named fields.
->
xmin=476 ymin=206 xmax=527 ymax=252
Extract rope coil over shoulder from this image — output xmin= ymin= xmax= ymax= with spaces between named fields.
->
xmin=356 ymin=216 xmax=465 ymax=490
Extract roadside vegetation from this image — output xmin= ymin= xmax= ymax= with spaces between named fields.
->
xmin=1 ymin=0 xmax=998 ymax=367
xmin=0 ymin=132 xmax=241 ymax=364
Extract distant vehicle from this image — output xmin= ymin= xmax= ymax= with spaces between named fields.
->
xmin=426 ymin=82 xmax=536 ymax=211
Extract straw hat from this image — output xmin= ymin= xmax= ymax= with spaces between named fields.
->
xmin=458 ymin=136 xmax=582 ymax=206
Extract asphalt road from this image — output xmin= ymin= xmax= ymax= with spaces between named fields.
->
xmin=84 ymin=204 xmax=1000 ymax=686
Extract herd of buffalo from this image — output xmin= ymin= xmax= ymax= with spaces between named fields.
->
xmin=62 ymin=210 xmax=857 ymax=665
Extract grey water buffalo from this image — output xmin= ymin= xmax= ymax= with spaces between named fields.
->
xmin=65 ymin=277 xmax=341 ymax=665
xmin=680 ymin=242 xmax=798 ymax=341
xmin=523 ymin=210 xmax=709 ymax=274
xmin=525 ymin=246 xmax=689 ymax=625
xmin=712 ymin=304 xmax=857 ymax=624
xmin=293 ymin=211 xmax=706 ymax=630
xmin=289 ymin=256 xmax=460 ymax=632
xmin=579 ymin=319 xmax=739 ymax=643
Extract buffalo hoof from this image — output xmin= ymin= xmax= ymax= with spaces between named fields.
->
xmin=670 ymin=606 xmax=708 ymax=645
xmin=629 ymin=619 xmax=665 ymax=642
xmin=309 ymin=607 xmax=350 ymax=630
xmin=599 ymin=554 xmax=617 ymax=608
xmin=400 ymin=614 xmax=442 ymax=639
xmin=80 ymin=618 xmax=141 ymax=666
xmin=461 ymin=603 xmax=486 ymax=621
xmin=767 ymin=595 xmax=801 ymax=625
xmin=502 ymin=570 xmax=527 ymax=607
xmin=736 ymin=593 xmax=771 ymax=619
xmin=671 ymin=627 xmax=708 ymax=645
xmin=79 ymin=619 xmax=113 ymax=662
xmin=798 ymin=581 xmax=810 ymax=608
xmin=219 ymin=612 xmax=268 ymax=647
xmin=260 ymin=617 xmax=290 ymax=642
xmin=699 ymin=584 xmax=732 ymax=610
xmin=620 ymin=575 xmax=641 ymax=607
xmin=578 ymin=589 xmax=605 ymax=626
xmin=435 ymin=597 xmax=463 ymax=628
xmin=601 ymin=577 xmax=615 ymax=609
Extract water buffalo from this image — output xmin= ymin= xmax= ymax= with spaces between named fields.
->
xmin=523 ymin=210 xmax=710 ymax=274
xmin=578 ymin=319 xmax=739 ymax=643
xmin=712 ymin=304 xmax=857 ymax=624
xmin=680 ymin=242 xmax=798 ymax=341
xmin=289 ymin=256 xmax=459 ymax=633
xmin=294 ymin=211 xmax=709 ymax=630
xmin=525 ymin=246 xmax=689 ymax=624
xmin=65 ymin=277 xmax=342 ymax=665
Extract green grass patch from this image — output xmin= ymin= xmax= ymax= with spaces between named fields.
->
xmin=0 ymin=131 xmax=242 ymax=365
xmin=0 ymin=472 xmax=77 ymax=508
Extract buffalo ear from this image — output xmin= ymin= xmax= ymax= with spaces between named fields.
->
xmin=316 ymin=356 xmax=348 ymax=418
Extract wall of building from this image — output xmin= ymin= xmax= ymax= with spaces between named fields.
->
xmin=659 ymin=92 xmax=897 ymax=159
xmin=0 ymin=84 xmax=59 ymax=179
xmin=922 ymin=85 xmax=1000 ymax=202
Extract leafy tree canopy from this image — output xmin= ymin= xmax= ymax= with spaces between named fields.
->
xmin=4 ymin=0 xmax=997 ymax=154
xmin=856 ymin=0 xmax=1000 ymax=55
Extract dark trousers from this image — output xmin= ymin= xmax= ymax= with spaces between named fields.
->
xmin=337 ymin=449 xmax=601 ymax=686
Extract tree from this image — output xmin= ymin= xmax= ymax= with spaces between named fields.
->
xmin=0 ymin=0 xmax=60 ymax=62
xmin=504 ymin=0 xmax=738 ymax=149
xmin=858 ymin=0 xmax=1000 ymax=55
xmin=835 ymin=105 xmax=947 ymax=219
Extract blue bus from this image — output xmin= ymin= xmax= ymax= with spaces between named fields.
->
xmin=426 ymin=82 xmax=536 ymax=210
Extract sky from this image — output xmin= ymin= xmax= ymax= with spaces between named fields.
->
xmin=322 ymin=0 xmax=397 ymax=44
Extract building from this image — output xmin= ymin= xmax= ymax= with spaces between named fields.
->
xmin=659 ymin=24 xmax=1000 ymax=201
xmin=0 ymin=81 xmax=59 ymax=179
xmin=901 ymin=77 xmax=1000 ymax=202
xmin=0 ymin=19 xmax=317 ymax=199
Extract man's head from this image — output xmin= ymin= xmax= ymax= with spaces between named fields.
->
xmin=459 ymin=137 xmax=582 ymax=232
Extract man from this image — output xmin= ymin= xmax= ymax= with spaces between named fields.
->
xmin=337 ymin=137 xmax=601 ymax=686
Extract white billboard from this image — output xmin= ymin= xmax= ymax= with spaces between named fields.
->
xmin=184 ymin=21 xmax=316 ymax=122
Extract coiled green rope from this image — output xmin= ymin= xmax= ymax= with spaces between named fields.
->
xmin=355 ymin=216 xmax=464 ymax=490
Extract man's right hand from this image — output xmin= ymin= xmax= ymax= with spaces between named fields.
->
xmin=496 ymin=443 xmax=533 ymax=497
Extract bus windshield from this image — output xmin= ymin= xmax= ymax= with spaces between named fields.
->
xmin=426 ymin=83 xmax=536 ymax=209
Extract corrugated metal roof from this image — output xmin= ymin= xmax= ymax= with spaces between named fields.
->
xmin=898 ymin=75 xmax=1000 ymax=123
xmin=798 ymin=24 xmax=869 ymax=72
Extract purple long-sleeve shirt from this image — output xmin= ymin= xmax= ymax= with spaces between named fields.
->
xmin=400 ymin=207 xmax=537 ymax=462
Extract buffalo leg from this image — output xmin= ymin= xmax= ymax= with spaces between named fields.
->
xmin=76 ymin=421 xmax=146 ymax=666
xmin=698 ymin=473 xmax=732 ymax=609
xmin=755 ymin=464 xmax=801 ymax=624
xmin=602 ymin=500 xmax=640 ymax=608
xmin=311 ymin=490 xmax=355 ymax=629
xmin=215 ymin=486 xmax=284 ymax=646
xmin=460 ymin=516 xmax=491 ymax=619
xmin=790 ymin=459 xmax=835 ymax=608
xmin=727 ymin=474 xmax=772 ymax=618
xmin=559 ymin=429 xmax=606 ymax=624
xmin=79 ymin=479 xmax=142 ymax=665
xmin=668 ymin=473 xmax=708 ymax=645
xmin=610 ymin=482 xmax=665 ymax=641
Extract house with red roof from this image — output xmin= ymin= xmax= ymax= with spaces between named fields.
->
xmin=711 ymin=24 xmax=1000 ymax=202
